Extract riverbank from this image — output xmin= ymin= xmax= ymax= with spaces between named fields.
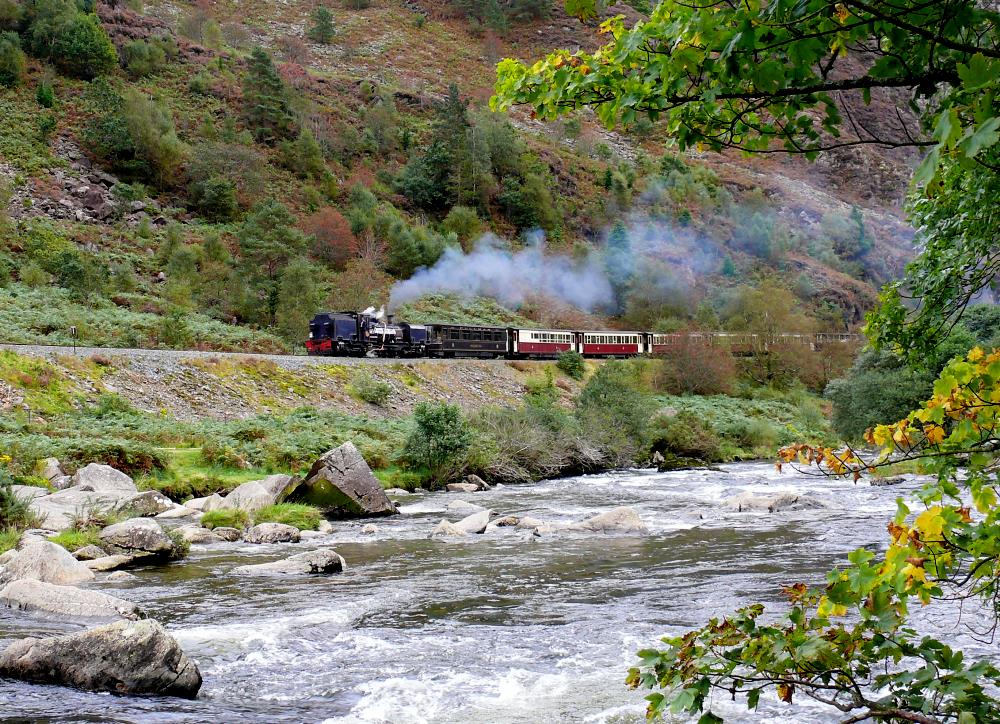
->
xmin=0 ymin=463 xmax=951 ymax=722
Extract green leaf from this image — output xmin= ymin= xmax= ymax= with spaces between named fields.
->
xmin=913 ymin=147 xmax=940 ymax=188
xmin=697 ymin=713 xmax=724 ymax=724
xmin=957 ymin=53 xmax=1000 ymax=91
xmin=564 ymin=0 xmax=598 ymax=21
xmin=959 ymin=117 xmax=1000 ymax=158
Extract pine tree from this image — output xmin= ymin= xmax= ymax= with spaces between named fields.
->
xmin=308 ymin=6 xmax=335 ymax=44
xmin=242 ymin=48 xmax=295 ymax=144
xmin=275 ymin=257 xmax=321 ymax=342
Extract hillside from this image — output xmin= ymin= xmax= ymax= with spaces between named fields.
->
xmin=0 ymin=0 xmax=916 ymax=352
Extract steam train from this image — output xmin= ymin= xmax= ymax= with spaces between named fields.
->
xmin=305 ymin=309 xmax=858 ymax=359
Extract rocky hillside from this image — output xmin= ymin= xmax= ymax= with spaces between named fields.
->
xmin=0 ymin=0 xmax=916 ymax=353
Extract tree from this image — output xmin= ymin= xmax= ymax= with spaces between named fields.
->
xmin=48 ymin=12 xmax=117 ymax=79
xmin=243 ymin=47 xmax=295 ymax=143
xmin=327 ymin=258 xmax=391 ymax=310
xmin=274 ymin=257 xmax=321 ymax=343
xmin=301 ymin=207 xmax=357 ymax=268
xmin=441 ymin=205 xmax=482 ymax=251
xmin=575 ymin=360 xmax=654 ymax=466
xmin=122 ymin=89 xmax=188 ymax=188
xmin=0 ymin=30 xmax=25 ymax=87
xmin=307 ymin=6 xmax=335 ymax=44
xmin=403 ymin=402 xmax=473 ymax=480
xmin=237 ymin=199 xmax=311 ymax=320
xmin=189 ymin=176 xmax=238 ymax=221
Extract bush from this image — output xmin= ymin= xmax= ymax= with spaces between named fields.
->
xmin=253 ymin=502 xmax=321 ymax=530
xmin=36 ymin=81 xmax=55 ymax=107
xmin=0 ymin=30 xmax=25 ymax=87
xmin=498 ymin=173 xmax=559 ymax=231
xmin=201 ymin=508 xmax=249 ymax=530
xmin=403 ymin=402 xmax=473 ymax=481
xmin=649 ymin=411 xmax=722 ymax=462
xmin=0 ymin=468 xmax=41 ymax=529
xmin=60 ymin=439 xmax=167 ymax=475
xmin=279 ymin=128 xmax=326 ymax=179
xmin=302 ymin=207 xmax=357 ymax=268
xmin=576 ymin=360 xmax=655 ymax=465
xmin=307 ymin=6 xmax=335 ymax=43
xmin=350 ymin=371 xmax=392 ymax=405
xmin=120 ymin=37 xmax=169 ymax=78
xmin=441 ymin=205 xmax=482 ymax=250
xmin=48 ymin=526 xmax=100 ymax=551
xmin=556 ymin=350 xmax=586 ymax=380
xmin=189 ymin=176 xmax=239 ymax=221
xmin=49 ymin=13 xmax=118 ymax=79
xmin=652 ymin=338 xmax=737 ymax=395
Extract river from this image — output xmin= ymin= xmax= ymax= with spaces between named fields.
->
xmin=0 ymin=463 xmax=990 ymax=722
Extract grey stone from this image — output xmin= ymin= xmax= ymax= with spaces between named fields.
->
xmin=464 ymin=474 xmax=490 ymax=490
xmin=156 ymin=505 xmax=201 ymax=519
xmin=384 ymin=488 xmax=411 ymax=495
xmin=221 ymin=474 xmax=299 ymax=513
xmin=0 ymin=542 xmax=95 ymax=585
xmin=446 ymin=483 xmax=478 ymax=493
xmin=515 ymin=516 xmax=546 ymax=530
xmin=99 ymin=519 xmax=178 ymax=560
xmin=10 ymin=485 xmax=48 ymax=502
xmin=85 ymin=555 xmax=133 ymax=572
xmin=184 ymin=493 xmax=224 ymax=512
xmin=72 ymin=545 xmax=108 ymax=561
xmin=41 ymin=458 xmax=64 ymax=481
xmin=723 ymin=492 xmax=826 ymax=513
xmin=231 ymin=549 xmax=345 ymax=576
xmin=493 ymin=516 xmax=520 ymax=527
xmin=563 ymin=507 xmax=648 ymax=534
xmin=115 ymin=491 xmax=173 ymax=518
xmin=361 ymin=523 xmax=378 ymax=534
xmin=299 ymin=530 xmax=327 ymax=540
xmin=212 ymin=527 xmax=242 ymax=542
xmin=0 ymin=579 xmax=139 ymax=621
xmin=317 ymin=520 xmax=334 ymax=534
xmin=291 ymin=443 xmax=397 ymax=518
xmin=0 ymin=550 xmax=16 ymax=565
xmin=30 ymin=487 xmax=134 ymax=531
xmin=243 ymin=523 xmax=300 ymax=544
xmin=50 ymin=475 xmax=73 ymax=490
xmin=106 ymin=571 xmax=137 ymax=582
xmin=0 ymin=619 xmax=201 ymax=698
xmin=430 ymin=520 xmax=468 ymax=538
xmin=70 ymin=464 xmax=137 ymax=494
xmin=871 ymin=476 xmax=905 ymax=487
xmin=174 ymin=525 xmax=220 ymax=544
xmin=447 ymin=500 xmax=486 ymax=516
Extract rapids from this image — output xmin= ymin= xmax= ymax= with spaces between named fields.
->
xmin=0 ymin=463 xmax=989 ymax=722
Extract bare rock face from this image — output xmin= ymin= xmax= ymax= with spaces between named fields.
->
xmin=0 ymin=579 xmax=140 ymax=621
xmin=70 ymin=464 xmax=138 ymax=494
xmin=0 ymin=619 xmax=202 ymax=698
xmin=243 ymin=523 xmax=300 ymax=544
xmin=290 ymin=442 xmax=397 ymax=518
xmin=41 ymin=458 xmax=64 ymax=481
xmin=99 ymin=519 xmax=179 ymax=560
xmin=231 ymin=549 xmax=345 ymax=576
xmin=0 ymin=542 xmax=95 ymax=586
xmin=220 ymin=474 xmax=299 ymax=513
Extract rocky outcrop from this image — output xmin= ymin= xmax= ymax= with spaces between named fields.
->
xmin=30 ymin=487 xmax=134 ymax=531
xmin=0 ymin=542 xmax=95 ymax=585
xmin=115 ymin=491 xmax=173 ymax=517
xmin=290 ymin=442 xmax=397 ymax=518
xmin=231 ymin=549 xmax=345 ymax=576
xmin=243 ymin=523 xmax=300 ymax=544
xmin=220 ymin=474 xmax=299 ymax=513
xmin=99 ymin=519 xmax=180 ymax=561
xmin=0 ymin=579 xmax=140 ymax=621
xmin=10 ymin=485 xmax=49 ymax=502
xmin=0 ymin=619 xmax=202 ymax=698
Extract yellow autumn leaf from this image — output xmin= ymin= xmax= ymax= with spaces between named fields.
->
xmin=915 ymin=506 xmax=945 ymax=540
xmin=902 ymin=563 xmax=927 ymax=584
xmin=924 ymin=425 xmax=945 ymax=445
xmin=968 ymin=346 xmax=985 ymax=362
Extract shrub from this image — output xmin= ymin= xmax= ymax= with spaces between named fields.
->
xmin=349 ymin=371 xmax=392 ymax=405
xmin=201 ymin=508 xmax=249 ymax=530
xmin=498 ymin=172 xmax=559 ymax=231
xmin=0 ymin=30 xmax=25 ymax=87
xmin=652 ymin=338 xmax=737 ymax=395
xmin=49 ymin=13 xmax=118 ymax=79
xmin=120 ymin=37 xmax=168 ymax=78
xmin=403 ymin=402 xmax=473 ymax=481
xmin=576 ymin=360 xmax=655 ymax=466
xmin=253 ymin=503 xmax=321 ymax=530
xmin=48 ymin=526 xmax=100 ymax=551
xmin=441 ymin=205 xmax=482 ymax=250
xmin=649 ymin=411 xmax=722 ymax=462
xmin=302 ymin=207 xmax=357 ymax=268
xmin=0 ymin=468 xmax=41 ymax=529
xmin=556 ymin=350 xmax=585 ymax=380
xmin=60 ymin=439 xmax=167 ymax=475
xmin=189 ymin=176 xmax=239 ymax=221
xmin=279 ymin=128 xmax=326 ymax=179
xmin=36 ymin=81 xmax=55 ymax=107
xmin=37 ymin=112 xmax=57 ymax=143
xmin=122 ymin=89 xmax=188 ymax=188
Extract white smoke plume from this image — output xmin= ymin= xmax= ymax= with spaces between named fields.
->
xmin=389 ymin=233 xmax=615 ymax=312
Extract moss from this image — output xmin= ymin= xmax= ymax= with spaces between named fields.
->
xmin=253 ymin=502 xmax=322 ymax=530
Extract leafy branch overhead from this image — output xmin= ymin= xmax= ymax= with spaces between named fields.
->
xmin=492 ymin=0 xmax=1000 ymax=181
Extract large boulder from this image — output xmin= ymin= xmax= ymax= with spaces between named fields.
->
xmin=0 ymin=579 xmax=140 ymax=621
xmin=563 ymin=507 xmax=648 ymax=534
xmin=11 ymin=485 xmax=49 ymax=502
xmin=99 ymin=518 xmax=180 ymax=560
xmin=290 ymin=442 xmax=397 ymax=518
xmin=70 ymin=464 xmax=138 ymax=494
xmin=85 ymin=555 xmax=133 ymax=572
xmin=174 ymin=525 xmax=220 ymax=544
xmin=115 ymin=491 xmax=173 ymax=518
xmin=184 ymin=494 xmax=225 ymax=512
xmin=430 ymin=520 xmax=469 ymax=538
xmin=243 ymin=523 xmax=300 ymax=544
xmin=220 ymin=474 xmax=299 ymax=513
xmin=447 ymin=500 xmax=486 ymax=516
xmin=212 ymin=527 xmax=242 ymax=542
xmin=453 ymin=510 xmax=492 ymax=534
xmin=30 ymin=487 xmax=136 ymax=531
xmin=0 ymin=542 xmax=95 ymax=585
xmin=231 ymin=549 xmax=345 ymax=576
xmin=446 ymin=482 xmax=479 ymax=493
xmin=0 ymin=619 xmax=201 ymax=698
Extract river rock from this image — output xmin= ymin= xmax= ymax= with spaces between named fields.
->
xmin=493 ymin=516 xmax=520 ymax=527
xmin=243 ymin=523 xmax=300 ymax=544
xmin=231 ymin=549 xmax=345 ymax=576
xmin=30 ymin=487 xmax=135 ymax=531
xmin=724 ymin=492 xmax=826 ymax=513
xmin=453 ymin=510 xmax=492 ymax=534
xmin=220 ymin=474 xmax=299 ymax=513
xmin=317 ymin=520 xmax=334 ymax=534
xmin=72 ymin=545 xmax=108 ymax=561
xmin=174 ymin=525 xmax=220 ymax=544
xmin=446 ymin=483 xmax=479 ymax=493
xmin=156 ymin=505 xmax=201 ymax=519
xmin=115 ymin=491 xmax=173 ymax=517
xmin=564 ymin=507 xmax=648 ymax=534
xmin=106 ymin=571 xmax=137 ymax=582
xmin=50 ymin=475 xmax=73 ymax=490
xmin=384 ymin=488 xmax=411 ymax=495
xmin=430 ymin=520 xmax=468 ymax=538
xmin=290 ymin=442 xmax=397 ymax=518
xmin=99 ymin=518 xmax=179 ymax=560
xmin=361 ymin=523 xmax=378 ymax=534
xmin=16 ymin=529 xmax=58 ymax=549
xmin=447 ymin=500 xmax=486 ymax=515
xmin=212 ymin=527 xmax=242 ymax=542
xmin=0 ymin=579 xmax=139 ymax=621
xmin=299 ymin=530 xmax=326 ymax=540
xmin=85 ymin=555 xmax=133 ymax=572
xmin=0 ymin=542 xmax=95 ymax=585
xmin=515 ymin=516 xmax=546 ymax=530
xmin=184 ymin=494 xmax=225 ymax=512
xmin=465 ymin=474 xmax=490 ymax=490
xmin=871 ymin=476 xmax=905 ymax=487
xmin=0 ymin=619 xmax=202 ymax=698
xmin=41 ymin=458 xmax=64 ymax=481
xmin=70 ymin=464 xmax=138 ymax=494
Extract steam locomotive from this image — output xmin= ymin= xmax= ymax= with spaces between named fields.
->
xmin=307 ymin=308 xmax=706 ymax=359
